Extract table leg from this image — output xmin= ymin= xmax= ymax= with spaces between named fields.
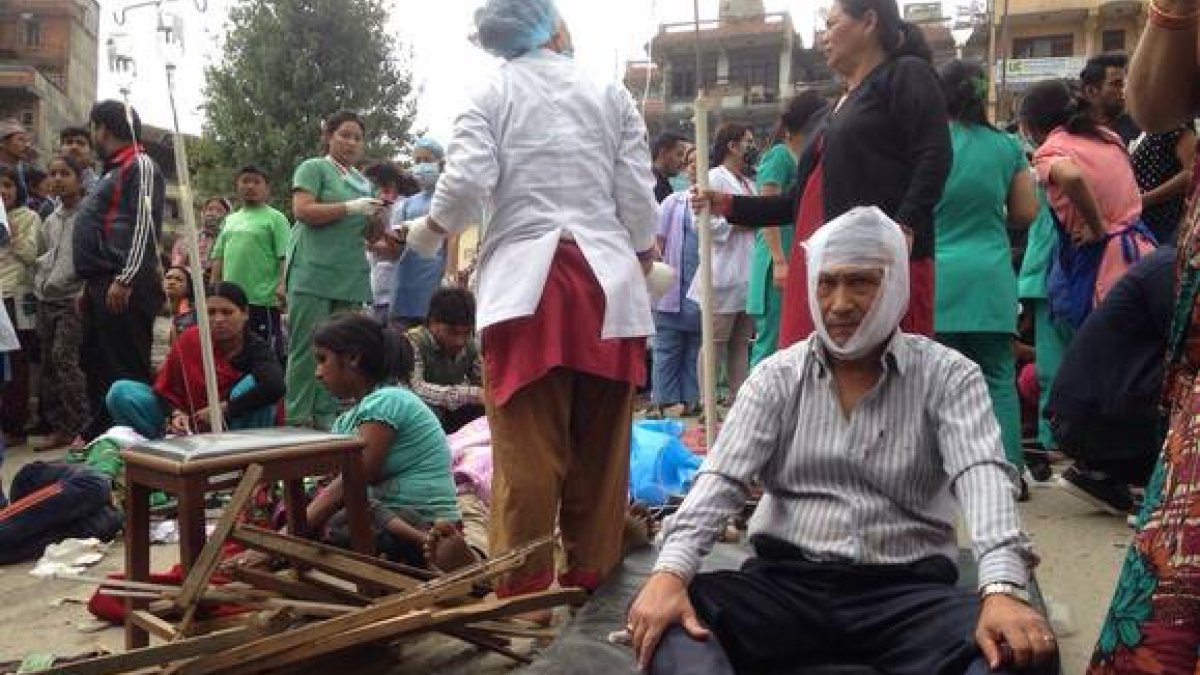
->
xmin=124 ymin=476 xmax=152 ymax=649
xmin=284 ymin=479 xmax=310 ymax=539
xmin=178 ymin=475 xmax=208 ymax=574
xmin=339 ymin=454 xmax=375 ymax=557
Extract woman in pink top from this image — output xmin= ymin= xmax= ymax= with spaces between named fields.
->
xmin=1019 ymin=80 xmax=1155 ymax=319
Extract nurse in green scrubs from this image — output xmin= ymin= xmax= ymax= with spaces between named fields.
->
xmin=1017 ymin=189 xmax=1074 ymax=453
xmin=747 ymin=93 xmax=825 ymax=366
xmin=287 ymin=110 xmax=388 ymax=429
xmin=932 ymin=62 xmax=1038 ymax=470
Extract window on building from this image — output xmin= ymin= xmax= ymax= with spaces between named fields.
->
xmin=1012 ymin=34 xmax=1073 ymax=59
xmin=1102 ymin=30 xmax=1126 ymax=53
xmin=20 ymin=111 xmax=34 ymax=128
xmin=24 ymin=18 xmax=42 ymax=48
xmin=671 ymin=69 xmax=696 ymax=99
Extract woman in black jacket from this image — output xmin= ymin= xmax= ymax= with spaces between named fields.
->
xmin=697 ymin=0 xmax=951 ymax=346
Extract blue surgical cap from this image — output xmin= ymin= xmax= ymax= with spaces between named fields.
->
xmin=414 ymin=136 xmax=444 ymax=160
xmin=475 ymin=0 xmax=559 ymax=60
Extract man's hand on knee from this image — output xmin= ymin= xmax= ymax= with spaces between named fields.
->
xmin=974 ymin=593 xmax=1057 ymax=671
xmin=627 ymin=571 xmax=711 ymax=670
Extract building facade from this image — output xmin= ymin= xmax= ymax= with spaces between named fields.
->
xmin=0 ymin=0 xmax=100 ymax=162
xmin=627 ymin=0 xmax=987 ymax=142
xmin=991 ymin=0 xmax=1145 ymax=121
xmin=626 ymin=0 xmax=833 ymax=141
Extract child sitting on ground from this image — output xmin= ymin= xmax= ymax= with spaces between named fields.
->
xmin=306 ymin=313 xmax=464 ymax=569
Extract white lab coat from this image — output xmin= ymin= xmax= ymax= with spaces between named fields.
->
xmin=687 ymin=165 xmax=756 ymax=313
xmin=430 ymin=49 xmax=658 ymax=339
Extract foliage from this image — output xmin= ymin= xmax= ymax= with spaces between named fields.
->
xmin=194 ymin=0 xmax=417 ymax=212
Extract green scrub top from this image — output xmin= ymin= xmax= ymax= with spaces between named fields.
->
xmin=747 ymin=143 xmax=798 ymax=316
xmin=288 ymin=157 xmax=375 ymax=303
xmin=934 ymin=123 xmax=1028 ymax=334
xmin=1017 ymin=190 xmax=1056 ymax=301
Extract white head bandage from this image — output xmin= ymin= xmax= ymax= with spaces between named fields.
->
xmin=804 ymin=206 xmax=909 ymax=360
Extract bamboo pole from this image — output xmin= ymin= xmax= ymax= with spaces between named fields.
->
xmin=692 ymin=0 xmax=718 ymax=451
xmin=165 ymin=63 xmax=224 ymax=432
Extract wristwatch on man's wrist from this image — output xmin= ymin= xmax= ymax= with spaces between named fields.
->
xmin=979 ymin=582 xmax=1031 ymax=605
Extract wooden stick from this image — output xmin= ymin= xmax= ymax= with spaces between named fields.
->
xmin=230 ymin=525 xmax=422 ymax=592
xmin=174 ymin=463 xmax=265 ymax=638
xmin=441 ymin=626 xmax=532 ymax=664
xmin=99 ymin=589 xmax=357 ymax=617
xmin=38 ymin=612 xmax=290 ymax=675
xmin=220 ymin=588 xmax=585 ymax=675
xmin=238 ymin=523 xmax=435 ymax=580
xmin=297 ymin=570 xmax=372 ymax=605
xmin=230 ymin=566 xmax=361 ymax=605
xmin=130 ymin=610 xmax=178 ymax=641
xmin=465 ymin=620 xmax=559 ymax=640
xmin=175 ymin=537 xmax=552 ymax=675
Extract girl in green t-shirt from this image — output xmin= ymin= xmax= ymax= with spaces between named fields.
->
xmin=308 ymin=312 xmax=465 ymax=570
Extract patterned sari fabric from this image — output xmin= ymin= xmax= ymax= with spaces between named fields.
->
xmin=1088 ymin=156 xmax=1200 ymax=675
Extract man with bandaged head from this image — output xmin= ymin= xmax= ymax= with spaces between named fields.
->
xmin=628 ymin=207 xmax=1058 ymax=675
xmin=395 ymin=0 xmax=672 ymax=602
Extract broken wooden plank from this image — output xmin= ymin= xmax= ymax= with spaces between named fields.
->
xmin=230 ymin=566 xmax=360 ymax=605
xmin=39 ymin=611 xmax=290 ymax=675
xmin=441 ymin=626 xmax=532 ymax=664
xmin=219 ymin=588 xmax=584 ymax=675
xmin=231 ymin=525 xmax=421 ymax=592
xmin=175 ymin=537 xmax=552 ymax=675
xmin=130 ymin=610 xmax=178 ymax=641
xmin=464 ymin=620 xmax=560 ymax=640
xmin=297 ymin=570 xmax=372 ymax=605
xmin=174 ymin=463 xmax=265 ymax=638
xmin=235 ymin=523 xmax=435 ymax=580
xmin=99 ymin=589 xmax=357 ymax=618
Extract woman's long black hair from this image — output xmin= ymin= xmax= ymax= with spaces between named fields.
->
xmin=313 ymin=313 xmax=414 ymax=386
xmin=939 ymin=59 xmax=994 ymax=130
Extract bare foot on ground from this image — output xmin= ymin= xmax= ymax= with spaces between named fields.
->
xmin=622 ymin=503 xmax=656 ymax=554
xmin=423 ymin=521 xmax=480 ymax=573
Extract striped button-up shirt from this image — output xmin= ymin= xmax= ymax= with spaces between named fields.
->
xmin=655 ymin=332 xmax=1035 ymax=590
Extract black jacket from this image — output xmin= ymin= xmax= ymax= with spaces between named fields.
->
xmin=74 ymin=144 xmax=164 ymax=286
xmin=727 ymin=56 xmax=951 ymax=260
xmin=225 ymin=330 xmax=285 ymax=419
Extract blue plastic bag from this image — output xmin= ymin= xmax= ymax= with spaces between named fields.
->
xmin=629 ymin=419 xmax=702 ymax=506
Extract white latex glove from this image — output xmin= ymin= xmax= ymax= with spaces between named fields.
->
xmin=406 ymin=216 xmax=444 ymax=258
xmin=645 ymin=261 xmax=677 ymax=302
xmin=345 ymin=197 xmax=384 ymax=217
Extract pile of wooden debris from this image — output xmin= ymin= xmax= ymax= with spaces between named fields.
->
xmin=40 ymin=464 xmax=579 ymax=675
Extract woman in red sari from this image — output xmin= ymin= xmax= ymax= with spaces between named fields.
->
xmin=697 ymin=0 xmax=950 ymax=345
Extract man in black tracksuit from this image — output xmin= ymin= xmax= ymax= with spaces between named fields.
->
xmin=74 ymin=101 xmax=165 ymax=439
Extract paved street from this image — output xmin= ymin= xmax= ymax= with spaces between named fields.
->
xmin=0 ymin=446 xmax=1131 ymax=674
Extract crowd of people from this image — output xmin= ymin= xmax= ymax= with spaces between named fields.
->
xmin=0 ymin=0 xmax=1198 ymax=670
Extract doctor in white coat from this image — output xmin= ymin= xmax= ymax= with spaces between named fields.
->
xmin=399 ymin=0 xmax=662 ymax=600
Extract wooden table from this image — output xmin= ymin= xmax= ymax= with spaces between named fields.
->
xmin=121 ymin=428 xmax=375 ymax=648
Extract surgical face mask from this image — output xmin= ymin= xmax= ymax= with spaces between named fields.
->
xmin=668 ymin=173 xmax=690 ymax=193
xmin=413 ymin=162 xmax=440 ymax=191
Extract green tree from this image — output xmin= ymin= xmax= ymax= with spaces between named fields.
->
xmin=195 ymin=0 xmax=416 ymax=211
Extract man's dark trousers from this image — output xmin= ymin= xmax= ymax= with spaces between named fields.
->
xmin=80 ymin=275 xmax=163 ymax=439
xmin=651 ymin=537 xmax=1059 ymax=675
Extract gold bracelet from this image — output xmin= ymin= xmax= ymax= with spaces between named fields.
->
xmin=1149 ymin=0 xmax=1200 ymax=30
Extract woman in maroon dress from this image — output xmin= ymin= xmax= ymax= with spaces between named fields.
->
xmin=698 ymin=0 xmax=951 ymax=346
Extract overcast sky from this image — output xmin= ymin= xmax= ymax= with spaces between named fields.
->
xmin=97 ymin=0 xmax=943 ymax=143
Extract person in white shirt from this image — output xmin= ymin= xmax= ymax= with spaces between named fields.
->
xmin=394 ymin=0 xmax=660 ymax=602
xmin=689 ymin=123 xmax=758 ymax=405
xmin=628 ymin=207 xmax=1057 ymax=675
